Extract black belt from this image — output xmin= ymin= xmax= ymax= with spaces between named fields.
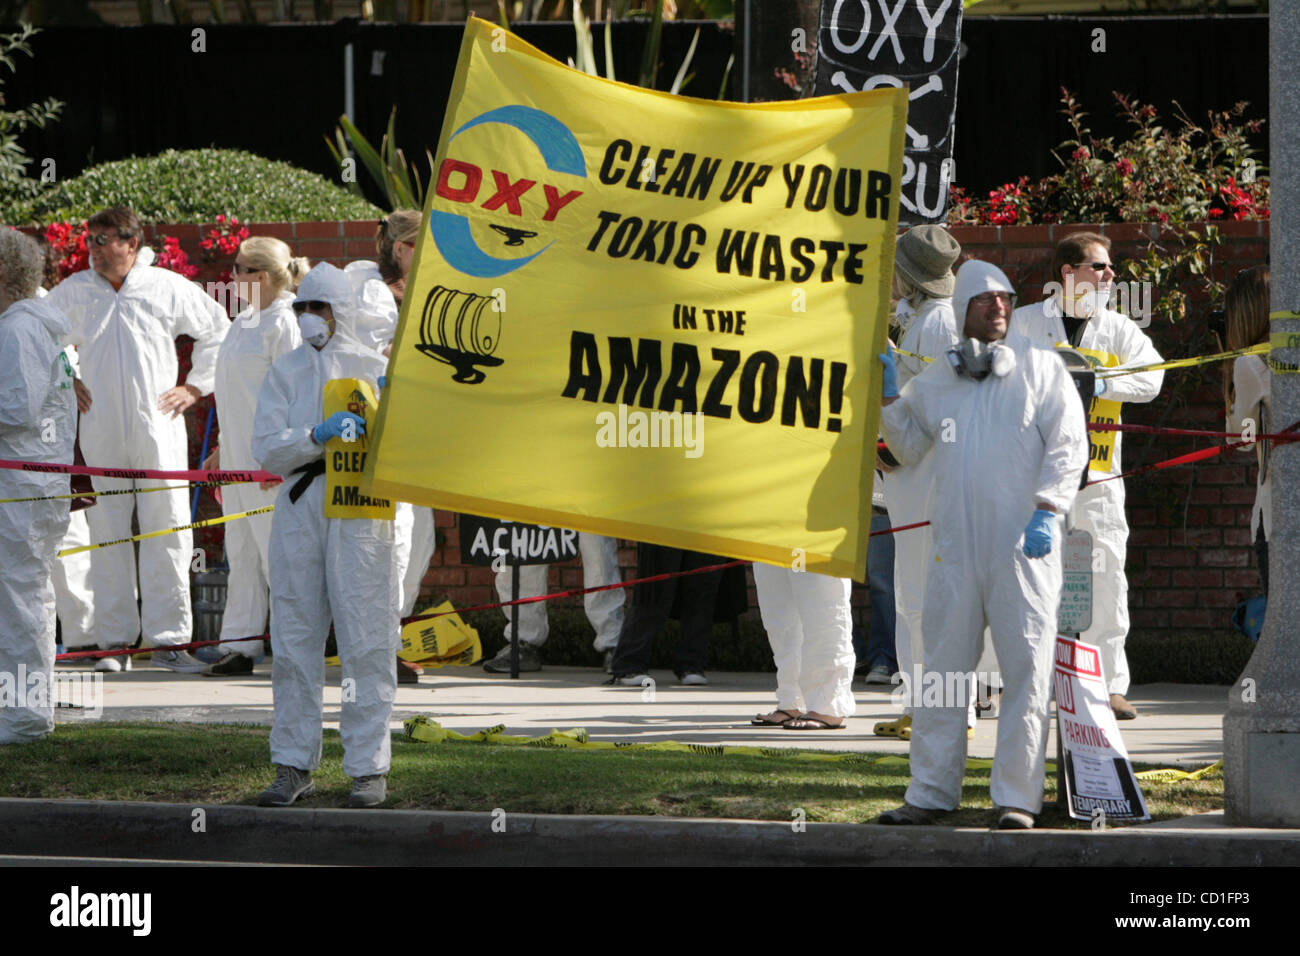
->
xmin=288 ymin=460 xmax=326 ymax=504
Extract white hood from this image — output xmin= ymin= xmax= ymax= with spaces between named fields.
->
xmin=952 ymin=259 xmax=1016 ymax=335
xmin=2 ymin=296 xmax=70 ymax=341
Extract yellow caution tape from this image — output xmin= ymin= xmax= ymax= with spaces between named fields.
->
xmin=1268 ymin=310 xmax=1300 ymax=322
xmin=1134 ymin=759 xmax=1222 ymax=783
xmin=1269 ymin=329 xmax=1300 ymax=373
xmin=57 ymin=506 xmax=274 ymax=557
xmin=893 ymin=346 xmax=932 ymax=365
xmin=894 ymin=344 xmax=1268 ymax=378
xmin=402 ymin=717 xmax=1052 ymax=771
xmin=1096 ymin=343 xmax=1269 ymax=377
xmin=0 ymin=483 xmax=193 ymax=505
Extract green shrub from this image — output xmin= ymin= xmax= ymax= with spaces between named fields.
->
xmin=1127 ymin=631 xmax=1255 ymax=686
xmin=6 ymin=148 xmax=381 ymax=225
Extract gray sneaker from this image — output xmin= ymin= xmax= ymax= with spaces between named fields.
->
xmin=258 ymin=765 xmax=315 ymax=807
xmin=349 ymin=774 xmax=387 ymax=808
xmin=878 ymin=803 xmax=946 ymax=825
xmin=151 ymin=649 xmax=207 ymax=673
xmin=864 ymin=664 xmax=893 ymax=685
xmin=994 ymin=806 xmax=1036 ymax=830
xmin=482 ymin=643 xmax=541 ymax=673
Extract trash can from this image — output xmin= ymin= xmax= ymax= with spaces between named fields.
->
xmin=193 ymin=569 xmax=229 ymax=645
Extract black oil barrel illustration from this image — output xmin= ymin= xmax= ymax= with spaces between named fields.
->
xmin=416 ymin=285 xmax=505 ymax=385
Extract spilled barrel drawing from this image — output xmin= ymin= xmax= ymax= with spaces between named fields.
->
xmin=416 ymin=285 xmax=504 ymax=384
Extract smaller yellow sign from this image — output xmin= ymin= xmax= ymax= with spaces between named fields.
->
xmin=1066 ymin=345 xmax=1121 ymax=474
xmin=322 ymin=379 xmax=395 ymax=520
xmin=399 ymin=601 xmax=483 ymax=667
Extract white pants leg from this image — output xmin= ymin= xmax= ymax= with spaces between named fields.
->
xmin=400 ymin=507 xmax=436 ymax=618
xmin=495 ymin=563 xmax=549 ymax=647
xmin=579 ymin=534 xmax=624 ymax=652
xmin=1072 ymin=480 xmax=1130 ymax=695
xmin=791 ymin=572 xmax=856 ymax=718
xmin=83 ymin=476 xmax=141 ymax=648
xmin=327 ymin=518 xmax=399 ymax=778
xmin=268 ymin=492 xmax=331 ymax=773
xmin=219 ymin=482 xmax=276 ymax=656
xmin=985 ymin=543 xmax=1061 ymax=814
xmin=0 ymin=499 xmax=66 ymax=743
xmin=754 ymin=564 xmax=804 ymax=714
xmin=52 ymin=509 xmax=95 ymax=649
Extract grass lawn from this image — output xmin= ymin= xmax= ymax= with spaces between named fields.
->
xmin=0 ymin=722 xmax=1223 ymax=828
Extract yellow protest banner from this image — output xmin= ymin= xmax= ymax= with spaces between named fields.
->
xmin=365 ymin=17 xmax=906 ymax=581
xmin=322 ymin=379 xmax=394 ymax=519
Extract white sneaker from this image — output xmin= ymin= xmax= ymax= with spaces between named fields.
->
xmin=864 ymin=664 xmax=893 ymax=685
xmin=611 ymin=673 xmax=652 ymax=686
xmin=94 ymin=646 xmax=132 ymax=673
xmin=678 ymin=673 xmax=709 ymax=686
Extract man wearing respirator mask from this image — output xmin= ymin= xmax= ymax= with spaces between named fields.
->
xmin=875 ymin=259 xmax=1089 ymax=830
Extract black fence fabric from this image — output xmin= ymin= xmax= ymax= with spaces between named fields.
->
xmin=7 ymin=15 xmax=1266 ymax=214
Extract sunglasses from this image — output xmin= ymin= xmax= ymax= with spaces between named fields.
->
xmin=87 ymin=232 xmax=128 ymax=246
xmin=1074 ymin=261 xmax=1115 ymax=271
xmin=232 ymin=262 xmax=262 ymax=275
xmin=292 ymin=300 xmax=331 ymax=315
xmin=969 ymin=291 xmax=1016 ymax=308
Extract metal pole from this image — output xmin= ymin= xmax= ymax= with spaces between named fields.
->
xmin=1223 ymin=7 xmax=1300 ymax=826
xmin=344 ymin=42 xmax=355 ymax=125
xmin=510 ymin=563 xmax=520 ymax=680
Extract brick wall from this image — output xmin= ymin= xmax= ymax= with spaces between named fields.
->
xmin=148 ymin=218 xmax=1269 ymax=639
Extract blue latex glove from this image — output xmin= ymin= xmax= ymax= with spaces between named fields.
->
xmin=878 ymin=345 xmax=900 ymax=399
xmin=377 ymin=375 xmax=387 ymax=393
xmin=1022 ymin=509 xmax=1056 ymax=559
xmin=1094 ymin=377 xmax=1107 ymax=397
xmin=312 ymin=411 xmax=366 ymax=444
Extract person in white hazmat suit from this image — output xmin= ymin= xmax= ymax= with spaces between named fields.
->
xmin=199 ymin=238 xmax=307 ymax=675
xmin=45 ymin=207 xmax=228 ymax=673
xmin=0 ymin=230 xmax=76 ymax=743
xmin=1011 ymin=232 xmax=1163 ymax=720
xmin=251 ymin=262 xmax=399 ymax=809
xmin=876 ymin=259 xmax=1088 ymax=829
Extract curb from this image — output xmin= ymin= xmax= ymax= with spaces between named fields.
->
xmin=2 ymin=799 xmax=1298 ymax=866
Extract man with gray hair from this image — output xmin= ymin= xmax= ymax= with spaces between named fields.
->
xmin=0 ymin=229 xmax=76 ymax=743
xmin=45 ymin=206 xmax=228 ymax=673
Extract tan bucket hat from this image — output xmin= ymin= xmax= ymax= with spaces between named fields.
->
xmin=895 ymin=224 xmax=960 ymax=298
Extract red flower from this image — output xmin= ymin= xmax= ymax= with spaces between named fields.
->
xmin=1072 ymin=147 xmax=1090 ymax=161
xmin=1115 ymin=158 xmax=1134 ymax=177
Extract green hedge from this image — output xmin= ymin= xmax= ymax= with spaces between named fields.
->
xmin=5 ymin=149 xmax=381 ymax=225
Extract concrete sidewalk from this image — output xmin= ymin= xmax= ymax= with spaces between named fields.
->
xmin=55 ymin=657 xmax=1227 ymax=769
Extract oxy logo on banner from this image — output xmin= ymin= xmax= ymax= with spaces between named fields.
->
xmin=432 ymin=105 xmax=588 ymax=278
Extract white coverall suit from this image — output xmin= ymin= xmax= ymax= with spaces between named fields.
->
xmin=881 ymin=261 xmax=1088 ymax=813
xmin=753 ymin=565 xmax=856 ymax=720
xmin=252 ymin=264 xmax=399 ymax=777
xmin=0 ymin=298 xmax=75 ymax=743
xmin=881 ymin=295 xmax=958 ymax=711
xmin=46 ymin=260 xmax=228 ymax=647
xmin=213 ymin=290 xmax=301 ymax=655
xmin=343 ymin=260 xmax=437 ymax=618
xmin=1011 ymin=299 xmax=1163 ymax=696
xmin=496 ymin=534 xmax=626 ymax=652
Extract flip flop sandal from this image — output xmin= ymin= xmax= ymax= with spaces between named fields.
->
xmin=751 ymin=708 xmax=800 ymax=726
xmin=783 ymin=716 xmax=845 ymax=730
xmin=873 ymin=715 xmax=912 ymax=740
